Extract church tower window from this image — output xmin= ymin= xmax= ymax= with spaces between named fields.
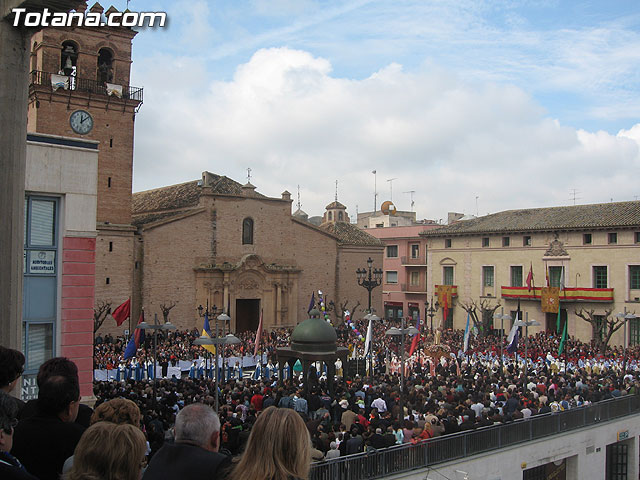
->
xmin=97 ymin=48 xmax=114 ymax=84
xmin=242 ymin=218 xmax=254 ymax=245
xmin=60 ymin=41 xmax=78 ymax=77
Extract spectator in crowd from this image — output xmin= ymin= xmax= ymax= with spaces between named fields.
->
xmin=143 ymin=403 xmax=231 ymax=480
xmin=65 ymin=422 xmax=146 ymax=480
xmin=12 ymin=375 xmax=85 ymax=480
xmin=230 ymin=406 xmax=311 ymax=480
xmin=0 ymin=391 xmax=37 ymax=480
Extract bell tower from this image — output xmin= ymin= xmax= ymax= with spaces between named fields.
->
xmin=27 ymin=1 xmax=143 ymax=330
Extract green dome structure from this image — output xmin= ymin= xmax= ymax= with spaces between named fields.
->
xmin=290 ymin=308 xmax=337 ymax=353
xmin=276 ymin=308 xmax=349 ymax=396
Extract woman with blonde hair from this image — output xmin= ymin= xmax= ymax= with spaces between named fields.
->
xmin=66 ymin=422 xmax=147 ymax=480
xmin=230 ymin=406 xmax=311 ymax=480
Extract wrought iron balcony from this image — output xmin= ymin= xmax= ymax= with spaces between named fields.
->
xmin=401 ymin=255 xmax=427 ymax=266
xmin=30 ymin=70 xmax=143 ymax=103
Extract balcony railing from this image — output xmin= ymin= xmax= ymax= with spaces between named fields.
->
xmin=501 ymin=286 xmax=614 ymax=303
xmin=310 ymin=394 xmax=640 ymax=480
xmin=401 ymin=255 xmax=427 ymax=266
xmin=401 ymin=283 xmax=427 ymax=293
xmin=30 ymin=70 xmax=143 ymax=103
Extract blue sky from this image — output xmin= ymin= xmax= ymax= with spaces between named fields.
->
xmin=112 ymin=0 xmax=640 ymax=220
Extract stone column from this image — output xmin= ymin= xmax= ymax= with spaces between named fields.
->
xmin=0 ymin=10 xmax=29 ymax=349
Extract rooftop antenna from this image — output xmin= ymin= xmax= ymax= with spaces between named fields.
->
xmin=387 ymin=178 xmax=397 ymax=201
xmin=372 ymin=170 xmax=377 ymax=211
xmin=569 ymin=189 xmax=581 ymax=205
xmin=475 ymin=196 xmax=479 ymax=217
xmin=246 ymin=167 xmax=252 ymax=184
xmin=296 ymin=185 xmax=302 ymax=210
xmin=335 ymin=180 xmax=338 ymax=202
xmin=403 ymin=190 xmax=415 ymax=212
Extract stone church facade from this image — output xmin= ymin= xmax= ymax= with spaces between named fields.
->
xmin=131 ymin=172 xmax=384 ymax=334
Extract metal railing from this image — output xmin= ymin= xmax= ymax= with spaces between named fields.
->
xmin=401 ymin=256 xmax=427 ymax=266
xmin=310 ymin=394 xmax=640 ymax=480
xmin=400 ymin=283 xmax=427 ymax=293
xmin=30 ymin=70 xmax=143 ymax=102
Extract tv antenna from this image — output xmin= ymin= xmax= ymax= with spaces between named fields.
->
xmin=296 ymin=185 xmax=302 ymax=210
xmin=403 ymin=190 xmax=415 ymax=212
xmin=372 ymin=170 xmax=377 ymax=211
xmin=387 ymin=178 xmax=397 ymax=201
xmin=569 ymin=189 xmax=581 ymax=205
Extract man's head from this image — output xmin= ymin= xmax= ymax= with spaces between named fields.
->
xmin=174 ymin=403 xmax=221 ymax=452
xmin=0 ymin=346 xmax=25 ymax=393
xmin=38 ymin=375 xmax=80 ymax=422
xmin=0 ymin=391 xmax=18 ymax=452
xmin=37 ymin=357 xmax=79 ymax=386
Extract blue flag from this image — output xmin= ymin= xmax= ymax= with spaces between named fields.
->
xmin=124 ymin=312 xmax=145 ymax=359
xmin=307 ymin=292 xmax=315 ymax=313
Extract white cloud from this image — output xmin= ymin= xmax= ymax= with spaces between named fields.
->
xmin=133 ymin=47 xmax=640 ymax=220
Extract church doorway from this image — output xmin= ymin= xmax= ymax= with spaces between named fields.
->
xmin=236 ymin=299 xmax=260 ymax=333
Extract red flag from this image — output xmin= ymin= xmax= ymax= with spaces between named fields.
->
xmin=526 ymin=263 xmax=534 ymax=291
xmin=112 ymin=298 xmax=131 ymax=326
xmin=443 ymin=295 xmax=449 ymax=329
xmin=253 ymin=309 xmax=263 ymax=356
xmin=409 ymin=313 xmax=421 ymax=356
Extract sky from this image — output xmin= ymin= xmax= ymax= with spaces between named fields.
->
xmin=115 ymin=0 xmax=639 ymax=222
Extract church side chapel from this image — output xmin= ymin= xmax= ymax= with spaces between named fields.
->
xmin=131 ymin=171 xmax=384 ymax=334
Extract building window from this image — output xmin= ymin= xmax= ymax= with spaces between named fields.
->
xmin=410 ymin=271 xmax=420 ymax=286
xmin=630 ymin=265 xmax=640 ymax=290
xmin=523 ymin=235 xmax=532 ymax=247
xmin=549 ymin=266 xmax=564 ymax=288
xmin=386 ymin=271 xmax=398 ymax=284
xmin=106 ymin=277 xmax=110 ymax=284
xmin=593 ymin=266 xmax=608 ymax=288
xmin=511 ymin=266 xmax=523 ymax=287
xmin=635 ymin=232 xmax=640 ymax=244
xmin=375 ymin=223 xmax=384 ymax=228
xmin=242 ymin=218 xmax=254 ymax=245
xmin=107 ymin=177 xmax=111 ymax=188
xmin=328 ymin=211 xmax=333 ymax=221
xmin=60 ymin=41 xmax=78 ymax=78
xmin=502 ymin=236 xmax=510 ymax=247
xmin=630 ymin=317 xmax=640 ymax=346
xmin=482 ymin=237 xmax=490 ymax=247
xmin=608 ymin=232 xmax=617 ymax=244
xmin=23 ymin=196 xmax=58 ymax=376
xmin=443 ymin=266 xmax=454 ymax=286
xmin=445 ymin=238 xmax=452 ymax=248
xmin=482 ymin=266 xmax=494 ymax=287
xmin=410 ymin=244 xmax=420 ymax=258
xmin=108 ymin=241 xmax=113 ymax=252
xmin=386 ymin=245 xmax=398 ymax=258
xmin=606 ymin=443 xmax=628 ymax=480
xmin=583 ymin=233 xmax=592 ymax=245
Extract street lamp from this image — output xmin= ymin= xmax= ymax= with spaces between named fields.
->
xmin=137 ymin=313 xmax=176 ymax=406
xmin=385 ymin=318 xmax=418 ymax=393
xmin=513 ymin=313 xmax=540 ymax=377
xmin=493 ymin=309 xmax=512 ymax=378
xmin=425 ymin=297 xmax=439 ymax=333
xmin=356 ymin=257 xmax=383 ymax=313
xmin=615 ymin=309 xmax=637 ymax=374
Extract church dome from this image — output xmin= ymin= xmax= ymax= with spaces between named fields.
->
xmin=325 ymin=200 xmax=346 ymax=210
xmin=290 ymin=308 xmax=337 ymax=353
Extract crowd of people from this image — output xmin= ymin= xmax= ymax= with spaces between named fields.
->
xmin=2 ymin=316 xmax=640 ymax=480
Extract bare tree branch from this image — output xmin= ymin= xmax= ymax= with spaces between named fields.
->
xmin=93 ymin=301 xmax=112 ymax=334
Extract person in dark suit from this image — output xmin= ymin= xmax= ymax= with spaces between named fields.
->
xmin=0 ymin=391 xmax=37 ymax=480
xmin=11 ymin=375 xmax=85 ymax=480
xmin=143 ymin=403 xmax=231 ymax=480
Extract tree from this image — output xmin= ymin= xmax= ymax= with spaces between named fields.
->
xmin=458 ymin=299 xmax=501 ymax=338
xmin=575 ymin=308 xmax=622 ymax=355
xmin=335 ymin=299 xmax=361 ymax=326
xmin=160 ymin=301 xmax=177 ymax=323
xmin=94 ymin=301 xmax=112 ymax=334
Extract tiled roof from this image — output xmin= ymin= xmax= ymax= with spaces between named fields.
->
xmin=322 ymin=222 xmax=384 ymax=247
xmin=132 ymin=173 xmax=267 ymax=220
xmin=131 ymin=209 xmax=196 ymax=227
xmin=421 ymin=201 xmax=640 ymax=236
xmin=325 ymin=201 xmax=346 ymax=209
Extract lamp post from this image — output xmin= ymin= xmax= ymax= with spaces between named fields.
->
xmin=493 ymin=309 xmax=511 ymax=378
xmin=197 ymin=302 xmax=219 ymax=378
xmin=385 ymin=318 xmax=418 ymax=393
xmin=513 ymin=313 xmax=540 ymax=378
xmin=137 ymin=313 xmax=176 ymax=406
xmin=425 ymin=297 xmax=439 ymax=334
xmin=356 ymin=257 xmax=383 ymax=313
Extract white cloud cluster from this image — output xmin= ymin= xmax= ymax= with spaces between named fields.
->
xmin=133 ymin=47 xmax=640 ymax=220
